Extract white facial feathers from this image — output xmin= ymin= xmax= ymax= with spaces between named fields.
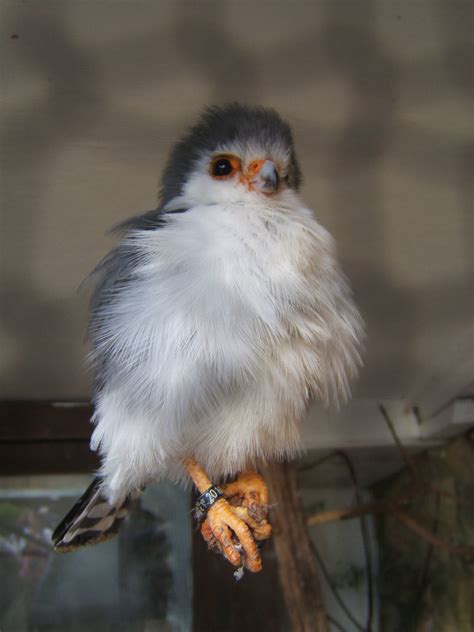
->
xmin=164 ymin=139 xmax=293 ymax=210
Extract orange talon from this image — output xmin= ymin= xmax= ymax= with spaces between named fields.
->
xmin=231 ymin=505 xmax=272 ymax=541
xmin=205 ymin=497 xmax=262 ymax=571
xmin=224 ymin=471 xmax=271 ymax=523
xmin=183 ymin=459 xmax=271 ymax=573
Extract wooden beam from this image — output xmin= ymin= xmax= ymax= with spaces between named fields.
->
xmin=0 ymin=441 xmax=98 ymax=475
xmin=0 ymin=400 xmax=96 ymax=475
xmin=264 ymin=461 xmax=329 ymax=632
xmin=0 ymin=400 xmax=93 ymax=441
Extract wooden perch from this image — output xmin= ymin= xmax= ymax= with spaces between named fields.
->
xmin=306 ymin=495 xmax=474 ymax=559
xmin=390 ymin=507 xmax=474 ymax=557
xmin=265 ymin=461 xmax=329 ymax=632
xmin=306 ymin=500 xmax=389 ymax=526
xmin=305 ymin=413 xmax=474 ymax=562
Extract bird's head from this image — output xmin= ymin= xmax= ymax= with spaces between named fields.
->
xmin=160 ymin=104 xmax=301 ymax=209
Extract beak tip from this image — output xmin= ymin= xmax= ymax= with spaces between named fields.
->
xmin=251 ymin=160 xmax=279 ymax=194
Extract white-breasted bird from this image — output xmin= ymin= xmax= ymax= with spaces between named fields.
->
xmin=53 ymin=104 xmax=363 ymax=573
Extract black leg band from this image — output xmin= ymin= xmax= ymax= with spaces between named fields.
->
xmin=195 ymin=485 xmax=224 ymax=519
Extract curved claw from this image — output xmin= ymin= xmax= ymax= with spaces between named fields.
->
xmin=223 ymin=471 xmax=271 ymax=526
xmin=230 ymin=505 xmax=272 ymax=541
xmin=203 ymin=498 xmax=263 ymax=572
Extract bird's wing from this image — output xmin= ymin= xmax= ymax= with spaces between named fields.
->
xmin=52 ymin=477 xmax=130 ymax=551
xmin=84 ymin=207 xmax=188 ymax=393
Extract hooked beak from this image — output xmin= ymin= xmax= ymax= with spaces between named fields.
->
xmin=247 ymin=159 xmax=280 ymax=195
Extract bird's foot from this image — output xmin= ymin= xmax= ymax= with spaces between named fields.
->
xmin=200 ymin=497 xmax=263 ymax=572
xmin=200 ymin=472 xmax=272 ymax=572
xmin=183 ymin=459 xmax=271 ymax=573
xmin=223 ymin=472 xmax=272 ymax=540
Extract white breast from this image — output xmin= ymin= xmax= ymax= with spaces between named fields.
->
xmin=91 ymin=190 xmax=363 ymax=502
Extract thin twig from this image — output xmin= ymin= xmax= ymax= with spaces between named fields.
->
xmin=426 ymin=486 xmax=474 ymax=507
xmin=379 ymin=405 xmax=474 ymax=507
xmin=379 ymin=404 xmax=419 ymax=482
xmin=308 ymin=501 xmax=474 ymax=558
xmin=307 ymin=500 xmax=392 ymax=526
xmin=390 ymin=507 xmax=474 ymax=558
xmin=330 ymin=452 xmax=374 ymax=632
xmin=414 ymin=492 xmax=440 ymax=607
xmin=310 ymin=540 xmax=366 ymax=632
xmin=302 ymin=450 xmax=375 ymax=631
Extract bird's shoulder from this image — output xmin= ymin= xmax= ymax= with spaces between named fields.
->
xmin=85 ymin=207 xmax=188 ymax=325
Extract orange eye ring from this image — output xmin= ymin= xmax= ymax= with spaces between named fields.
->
xmin=210 ymin=155 xmax=241 ymax=179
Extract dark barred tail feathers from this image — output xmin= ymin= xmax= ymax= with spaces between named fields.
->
xmin=52 ymin=477 xmax=130 ymax=552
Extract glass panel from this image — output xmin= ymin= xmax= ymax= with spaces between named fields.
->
xmin=0 ymin=475 xmax=192 ymax=631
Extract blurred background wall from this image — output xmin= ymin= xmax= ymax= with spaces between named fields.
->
xmin=0 ymin=0 xmax=472 ymax=415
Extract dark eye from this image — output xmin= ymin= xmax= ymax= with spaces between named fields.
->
xmin=212 ymin=158 xmax=232 ymax=176
xmin=210 ymin=155 xmax=240 ymax=179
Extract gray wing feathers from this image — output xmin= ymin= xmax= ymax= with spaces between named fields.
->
xmin=52 ymin=477 xmax=130 ymax=552
xmin=85 ymin=207 xmax=187 ymax=395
